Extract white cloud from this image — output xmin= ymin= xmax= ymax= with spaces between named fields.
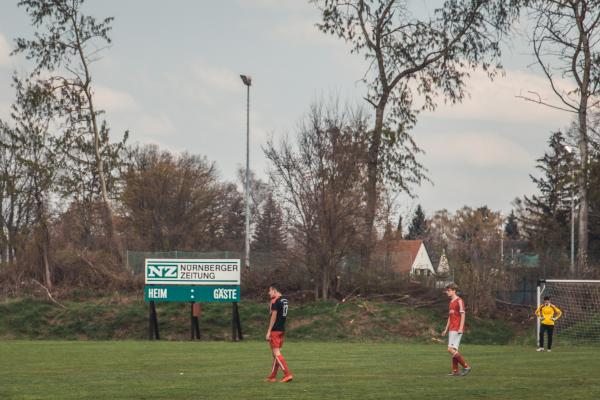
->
xmin=93 ymin=85 xmax=140 ymax=113
xmin=238 ymin=0 xmax=309 ymax=11
xmin=190 ymin=62 xmax=241 ymax=93
xmin=165 ymin=61 xmax=241 ymax=106
xmin=135 ymin=113 xmax=176 ymax=137
xmin=271 ymin=17 xmax=338 ymax=47
xmin=420 ymin=132 xmax=533 ymax=168
xmin=426 ymin=69 xmax=573 ymax=126
xmin=0 ymin=33 xmax=10 ymax=67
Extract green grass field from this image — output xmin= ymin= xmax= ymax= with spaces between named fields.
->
xmin=1 ymin=341 xmax=599 ymax=400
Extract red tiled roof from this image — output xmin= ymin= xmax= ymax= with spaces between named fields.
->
xmin=388 ymin=240 xmax=423 ymax=274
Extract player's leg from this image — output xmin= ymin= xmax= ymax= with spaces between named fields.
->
xmin=447 ymin=347 xmax=460 ymax=375
xmin=447 ymin=332 xmax=462 ymax=376
xmin=448 ymin=332 xmax=470 ymax=376
xmin=272 ymin=332 xmax=293 ymax=382
xmin=265 ymin=349 xmax=279 ymax=381
xmin=538 ymin=325 xmax=546 ymax=351
xmin=547 ymin=325 xmax=554 ymax=351
xmin=265 ymin=334 xmax=281 ymax=382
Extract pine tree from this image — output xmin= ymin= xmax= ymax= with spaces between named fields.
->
xmin=521 ymin=131 xmax=573 ymax=260
xmin=251 ymin=193 xmax=286 ymax=253
xmin=407 ymin=205 xmax=427 ymax=240
xmin=504 ymin=210 xmax=520 ymax=240
xmin=396 ymin=215 xmax=403 ymax=239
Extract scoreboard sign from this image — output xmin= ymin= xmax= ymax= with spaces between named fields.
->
xmin=145 ymin=259 xmax=240 ymax=285
xmin=144 ymin=259 xmax=240 ymax=303
xmin=145 ymin=285 xmax=240 ymax=302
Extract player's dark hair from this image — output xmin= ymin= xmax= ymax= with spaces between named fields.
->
xmin=445 ymin=282 xmax=459 ymax=291
xmin=544 ymin=296 xmax=550 ymax=301
xmin=269 ymin=283 xmax=281 ymax=292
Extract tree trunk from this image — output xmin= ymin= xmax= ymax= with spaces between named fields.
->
xmin=41 ymin=228 xmax=52 ymax=290
xmin=321 ymin=266 xmax=329 ymax=300
xmin=575 ymin=12 xmax=591 ymax=272
xmin=363 ymin=100 xmax=386 ymax=270
xmin=72 ymin=9 xmax=122 ymax=264
xmin=86 ymin=88 xmax=122 ymax=264
xmin=577 ymin=102 xmax=589 ymax=271
xmin=0 ymin=196 xmax=5 ymax=264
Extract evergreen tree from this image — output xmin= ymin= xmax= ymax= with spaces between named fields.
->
xmin=220 ymin=184 xmax=246 ymax=252
xmin=504 ymin=210 xmax=520 ymax=240
xmin=396 ymin=215 xmax=403 ymax=239
xmin=252 ymin=193 xmax=286 ymax=253
xmin=520 ymin=131 xmax=573 ymax=261
xmin=407 ymin=205 xmax=427 ymax=240
xmin=586 ymin=139 xmax=600 ymax=262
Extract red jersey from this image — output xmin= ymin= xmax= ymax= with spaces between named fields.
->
xmin=448 ymin=297 xmax=465 ymax=331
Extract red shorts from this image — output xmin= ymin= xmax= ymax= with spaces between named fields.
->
xmin=269 ymin=331 xmax=285 ymax=349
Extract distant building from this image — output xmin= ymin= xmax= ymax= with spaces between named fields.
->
xmin=435 ymin=249 xmax=453 ymax=288
xmin=436 ymin=249 xmax=450 ymax=277
xmin=388 ymin=240 xmax=436 ymax=276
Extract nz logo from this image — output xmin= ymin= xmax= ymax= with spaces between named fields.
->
xmin=147 ymin=265 xmax=178 ymax=280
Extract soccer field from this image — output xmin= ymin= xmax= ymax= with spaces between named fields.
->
xmin=1 ymin=341 xmax=599 ymax=400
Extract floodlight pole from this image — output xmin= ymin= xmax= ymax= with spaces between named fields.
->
xmin=240 ymin=75 xmax=251 ymax=271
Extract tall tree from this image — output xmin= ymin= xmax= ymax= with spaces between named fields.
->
xmin=395 ymin=215 xmax=403 ymax=239
xmin=520 ymin=131 xmax=573 ymax=271
xmin=13 ymin=0 xmax=125 ymax=261
xmin=504 ymin=210 xmax=520 ymax=240
xmin=265 ymin=101 xmax=368 ymax=300
xmin=252 ymin=192 xmax=286 ymax=254
xmin=121 ymin=145 xmax=221 ymax=252
xmin=313 ymin=0 xmax=523 ymax=267
xmin=407 ymin=205 xmax=426 ymax=240
xmin=521 ymin=0 xmax=600 ymax=269
xmin=452 ymin=205 xmax=504 ymax=314
xmin=218 ymin=183 xmax=246 ymax=252
xmin=0 ymin=119 xmax=30 ymax=265
xmin=0 ymin=76 xmax=61 ymax=289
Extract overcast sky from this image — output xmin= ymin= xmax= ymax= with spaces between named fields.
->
xmin=0 ymin=0 xmax=573 ymax=219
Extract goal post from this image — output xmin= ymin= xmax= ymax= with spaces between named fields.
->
xmin=537 ymin=279 xmax=600 ymax=346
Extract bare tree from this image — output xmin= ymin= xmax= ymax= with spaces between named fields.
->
xmin=12 ymin=0 xmax=124 ymax=261
xmin=520 ymin=0 xmax=600 ymax=270
xmin=313 ymin=0 xmax=523 ymax=268
xmin=121 ymin=145 xmax=224 ymax=252
xmin=265 ymin=101 xmax=368 ymax=299
xmin=0 ymin=76 xmax=60 ymax=289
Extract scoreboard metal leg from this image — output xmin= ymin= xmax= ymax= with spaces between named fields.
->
xmin=232 ymin=302 xmax=243 ymax=341
xmin=149 ymin=301 xmax=160 ymax=340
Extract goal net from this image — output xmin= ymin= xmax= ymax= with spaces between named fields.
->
xmin=537 ymin=280 xmax=600 ymax=345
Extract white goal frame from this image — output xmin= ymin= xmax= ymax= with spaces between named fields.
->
xmin=537 ymin=279 xmax=600 ymax=346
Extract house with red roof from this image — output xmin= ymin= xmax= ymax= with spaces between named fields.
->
xmin=388 ymin=240 xmax=436 ymax=277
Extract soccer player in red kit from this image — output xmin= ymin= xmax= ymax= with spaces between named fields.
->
xmin=441 ymin=283 xmax=471 ymax=376
xmin=265 ymin=283 xmax=293 ymax=383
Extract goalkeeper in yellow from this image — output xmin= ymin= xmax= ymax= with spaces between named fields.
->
xmin=535 ymin=296 xmax=562 ymax=352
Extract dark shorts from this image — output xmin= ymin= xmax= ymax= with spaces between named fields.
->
xmin=269 ymin=331 xmax=285 ymax=349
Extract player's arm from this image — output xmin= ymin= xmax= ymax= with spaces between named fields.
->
xmin=266 ymin=310 xmax=277 ymax=340
xmin=552 ymin=305 xmax=562 ymax=321
xmin=442 ymin=316 xmax=450 ymax=336
xmin=458 ymin=300 xmax=466 ymax=334
xmin=534 ymin=305 xmax=541 ymax=318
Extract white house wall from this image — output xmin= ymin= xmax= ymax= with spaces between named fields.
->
xmin=410 ymin=244 xmax=435 ymax=275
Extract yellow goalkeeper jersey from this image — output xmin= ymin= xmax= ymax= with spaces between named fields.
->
xmin=535 ymin=303 xmax=562 ymax=326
